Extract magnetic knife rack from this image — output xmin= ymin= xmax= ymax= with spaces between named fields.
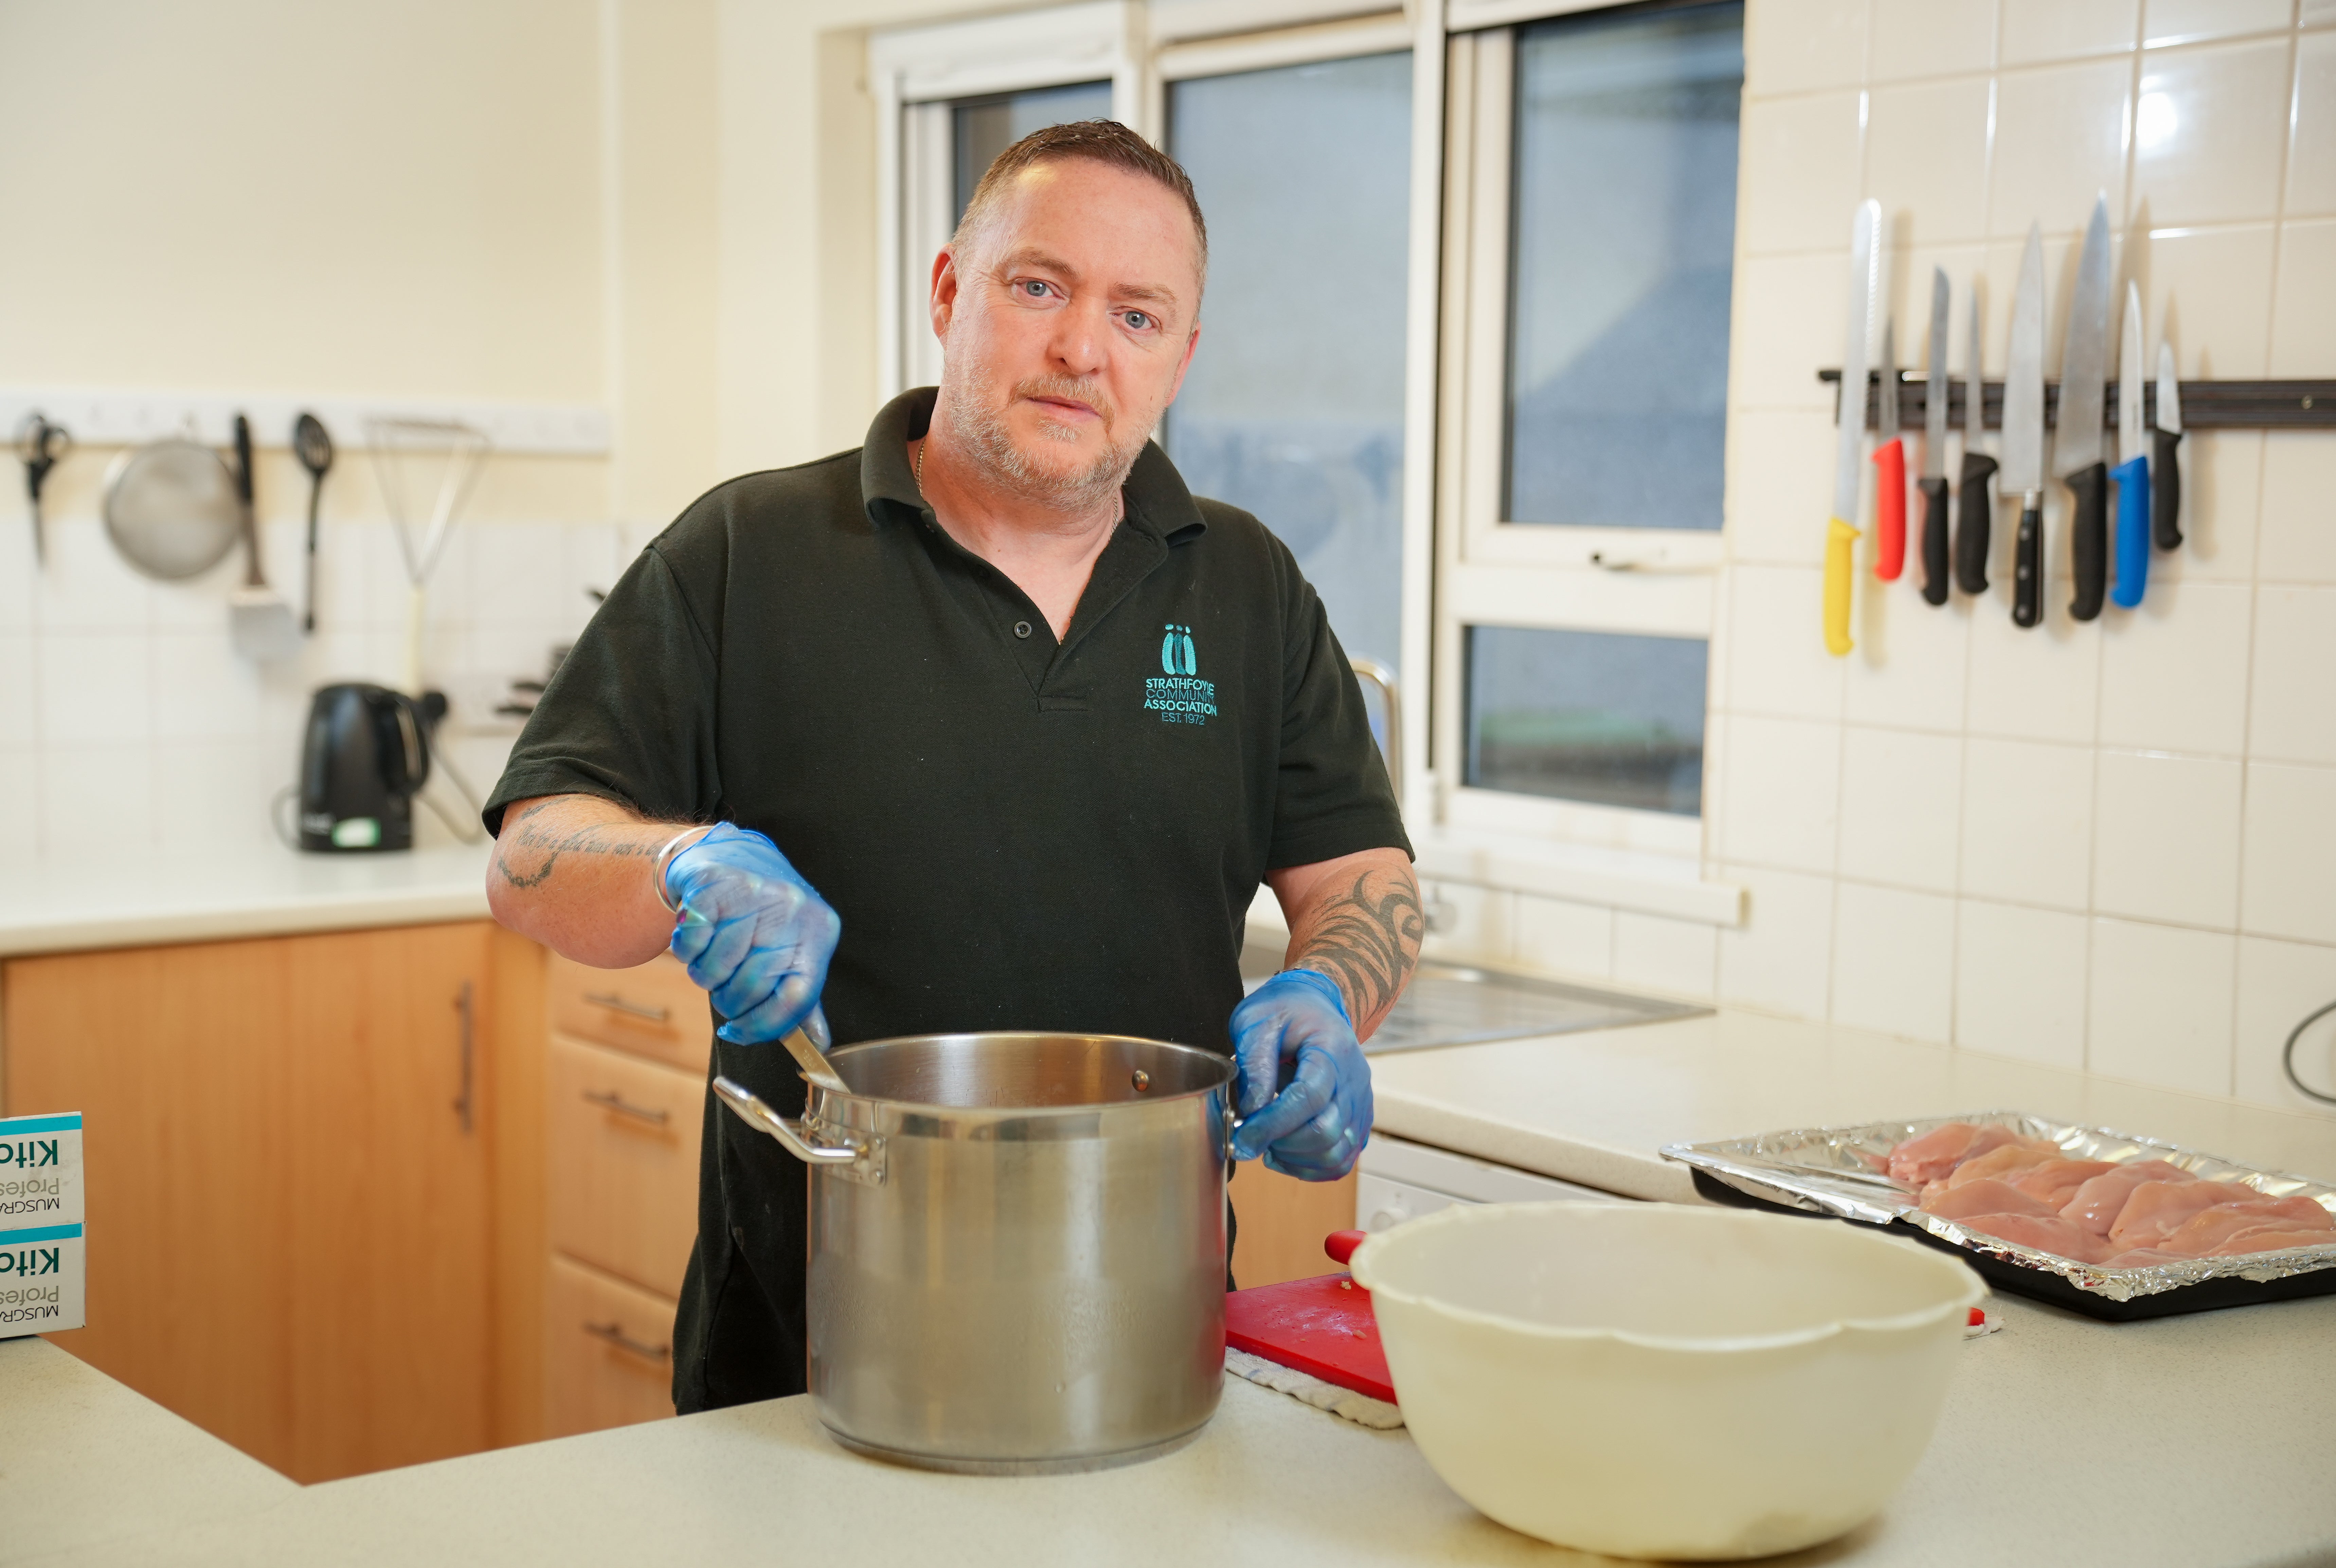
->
xmin=1818 ymin=372 xmax=2336 ymax=431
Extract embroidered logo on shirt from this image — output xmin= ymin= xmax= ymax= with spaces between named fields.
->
xmin=1145 ymin=623 xmax=1216 ymax=725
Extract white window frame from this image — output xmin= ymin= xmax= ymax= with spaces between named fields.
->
xmin=1425 ymin=22 xmax=1723 ymax=862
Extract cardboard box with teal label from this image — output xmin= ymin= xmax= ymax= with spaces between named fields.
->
xmin=0 ymin=1112 xmax=84 ymax=1337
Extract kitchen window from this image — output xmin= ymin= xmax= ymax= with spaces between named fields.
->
xmin=871 ymin=0 xmax=1743 ymax=872
xmin=874 ymin=2 xmax=1439 ymax=800
xmin=1433 ymin=1 xmax=1741 ymax=856
xmin=1163 ymin=46 xmax=1413 ymax=691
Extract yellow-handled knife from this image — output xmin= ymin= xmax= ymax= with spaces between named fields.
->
xmin=1826 ymin=199 xmax=1881 ymax=657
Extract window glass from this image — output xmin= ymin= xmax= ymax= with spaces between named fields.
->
xmin=1463 ymin=626 xmax=1706 ymax=815
xmin=1165 ymin=53 xmax=1411 ymax=677
xmin=952 ymin=82 xmax=1116 ymax=222
xmin=1504 ymin=2 xmax=1742 ymax=530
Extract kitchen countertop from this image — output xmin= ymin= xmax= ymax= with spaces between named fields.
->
xmin=0 ymin=843 xmax=494 ymax=959
xmin=1370 ymin=1006 xmax=2336 ymax=1202
xmin=7 ymin=1282 xmax=2334 ymax=1568
xmin=3 ymin=870 xmax=2333 ymax=1563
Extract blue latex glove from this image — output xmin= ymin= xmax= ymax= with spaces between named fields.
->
xmin=664 ymin=823 xmax=841 ymax=1047
xmin=1228 ymin=968 xmax=1372 ymax=1181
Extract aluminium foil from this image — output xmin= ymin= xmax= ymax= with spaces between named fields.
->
xmin=1660 ymin=1112 xmax=2336 ymax=1309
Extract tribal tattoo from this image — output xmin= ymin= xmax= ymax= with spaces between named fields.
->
xmin=1288 ymin=868 xmax=1424 ymax=1025
xmin=492 ymin=803 xmax=658 ymax=889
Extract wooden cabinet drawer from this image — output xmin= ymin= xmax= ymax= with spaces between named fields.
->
xmin=547 ymin=951 xmax=711 ymax=1074
xmin=544 ymin=1256 xmax=676 ymax=1439
xmin=548 ymin=1037 xmax=703 ymax=1297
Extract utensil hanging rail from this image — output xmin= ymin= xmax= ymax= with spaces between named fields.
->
xmin=1819 ymin=372 xmax=2335 ymax=430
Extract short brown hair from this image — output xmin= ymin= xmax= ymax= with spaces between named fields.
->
xmin=951 ymin=120 xmax=1209 ymax=295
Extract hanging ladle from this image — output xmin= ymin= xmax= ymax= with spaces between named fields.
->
xmin=292 ymin=412 xmax=334 ymax=634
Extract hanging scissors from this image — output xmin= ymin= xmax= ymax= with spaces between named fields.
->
xmin=15 ymin=411 xmax=72 ymax=566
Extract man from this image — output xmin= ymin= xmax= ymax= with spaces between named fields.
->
xmin=484 ymin=121 xmax=1420 ymax=1414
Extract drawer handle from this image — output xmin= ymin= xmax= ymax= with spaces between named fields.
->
xmin=582 ymin=1088 xmax=671 ymax=1127
xmin=584 ymin=1320 xmax=672 ymax=1364
xmin=584 ymin=991 xmax=670 ymax=1024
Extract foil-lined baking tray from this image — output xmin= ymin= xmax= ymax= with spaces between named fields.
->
xmin=1661 ymin=1112 xmax=2336 ymax=1321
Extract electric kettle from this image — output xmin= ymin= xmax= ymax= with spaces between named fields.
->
xmin=297 ymin=684 xmax=435 ymax=852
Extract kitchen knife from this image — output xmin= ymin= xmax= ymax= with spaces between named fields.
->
xmin=1919 ymin=268 xmax=1952 ymax=606
xmin=2154 ymin=339 xmax=2184 ymax=549
xmin=1872 ymin=318 xmax=1906 ymax=581
xmin=2058 ymin=196 xmax=2113 ymax=622
xmin=1825 ymin=199 xmax=1880 ymax=656
xmin=2109 ymin=282 xmax=2150 ymax=609
xmin=1955 ymin=277 xmax=1995 ymax=595
xmin=2003 ymin=227 xmax=2047 ymax=628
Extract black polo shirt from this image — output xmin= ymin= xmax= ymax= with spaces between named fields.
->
xmin=485 ymin=387 xmax=1408 ymax=1410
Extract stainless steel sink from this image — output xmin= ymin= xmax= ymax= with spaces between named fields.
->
xmin=1240 ymin=937 xmax=1706 ymax=1054
xmin=1362 ymin=960 xmax=1705 ymax=1053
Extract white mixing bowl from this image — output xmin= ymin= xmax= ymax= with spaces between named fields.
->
xmin=1350 ymin=1202 xmax=1985 ymax=1561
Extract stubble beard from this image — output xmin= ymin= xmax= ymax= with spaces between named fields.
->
xmin=941 ymin=365 xmax=1144 ymax=515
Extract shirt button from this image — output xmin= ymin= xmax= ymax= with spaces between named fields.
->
xmin=1014 ymin=621 xmax=1032 ymax=639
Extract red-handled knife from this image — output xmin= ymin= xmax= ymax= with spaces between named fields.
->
xmin=1872 ymin=317 xmax=1906 ymax=580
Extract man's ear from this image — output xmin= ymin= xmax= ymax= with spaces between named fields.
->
xmin=930 ymin=247 xmax=960 ymax=342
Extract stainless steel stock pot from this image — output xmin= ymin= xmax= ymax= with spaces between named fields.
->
xmin=713 ymin=1031 xmax=1235 ymax=1474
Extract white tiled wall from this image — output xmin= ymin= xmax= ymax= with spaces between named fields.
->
xmin=0 ymin=461 xmax=629 ymax=861
xmin=1702 ymin=0 xmax=2336 ymax=1114
xmin=1431 ymin=1 xmax=2333 ymax=1119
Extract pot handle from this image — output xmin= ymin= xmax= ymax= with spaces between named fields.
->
xmin=713 ymin=1075 xmax=863 ymax=1167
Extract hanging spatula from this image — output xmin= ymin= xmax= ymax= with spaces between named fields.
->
xmin=227 ymin=413 xmax=300 ymax=661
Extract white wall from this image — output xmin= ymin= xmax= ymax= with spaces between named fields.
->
xmin=0 ymin=0 xmax=722 ymax=860
xmin=1445 ymin=0 xmax=2335 ymax=1118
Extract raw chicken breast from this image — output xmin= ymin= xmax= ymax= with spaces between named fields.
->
xmin=2205 ymin=1226 xmax=2336 ymax=1258
xmin=1928 ymin=1141 xmax=2063 ymax=1193
xmin=2154 ymin=1196 xmax=2333 ymax=1258
xmin=1922 ymin=1178 xmax=2061 ymax=1221
xmin=2101 ymin=1247 xmax=2182 ymax=1269
xmin=1953 ymin=1213 xmax=2114 ymax=1265
xmin=1888 ymin=1122 xmax=2025 ymax=1184
xmin=2010 ymin=1158 xmax=2117 ymax=1209
xmin=2107 ymin=1180 xmax=2252 ymax=1249
xmin=2060 ymin=1161 xmax=2196 ymax=1237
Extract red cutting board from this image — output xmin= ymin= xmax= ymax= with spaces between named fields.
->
xmin=1224 ymin=1231 xmax=1394 ymax=1404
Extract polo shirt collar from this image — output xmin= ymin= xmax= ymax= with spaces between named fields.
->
xmin=860 ymin=388 xmax=1209 ymax=546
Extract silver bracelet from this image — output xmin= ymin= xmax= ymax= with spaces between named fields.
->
xmin=651 ymin=827 xmax=713 ymax=916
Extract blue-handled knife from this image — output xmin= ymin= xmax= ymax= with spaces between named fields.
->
xmin=2110 ymin=282 xmax=2149 ymax=609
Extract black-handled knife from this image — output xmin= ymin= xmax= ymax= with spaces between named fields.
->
xmin=1919 ymin=476 xmax=1950 ymax=603
xmin=2066 ymin=462 xmax=2108 ymax=620
xmin=2154 ymin=342 xmax=2184 ymax=549
xmin=2056 ymin=197 xmax=2113 ymax=623
xmin=1954 ymin=452 xmax=1994 ymax=594
xmin=1918 ymin=267 xmax=1951 ymax=606
xmin=1953 ymin=278 xmax=1992 ymax=594
xmin=2013 ymin=492 xmax=2043 ymax=628
xmin=2001 ymin=227 xmax=2046 ymax=629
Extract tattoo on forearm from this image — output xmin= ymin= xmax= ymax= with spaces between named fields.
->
xmin=493 ymin=815 xmax=656 ymax=890
xmin=1289 ymin=871 xmax=1424 ymax=1023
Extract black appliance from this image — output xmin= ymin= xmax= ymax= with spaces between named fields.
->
xmin=298 ymin=684 xmax=441 ymax=852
